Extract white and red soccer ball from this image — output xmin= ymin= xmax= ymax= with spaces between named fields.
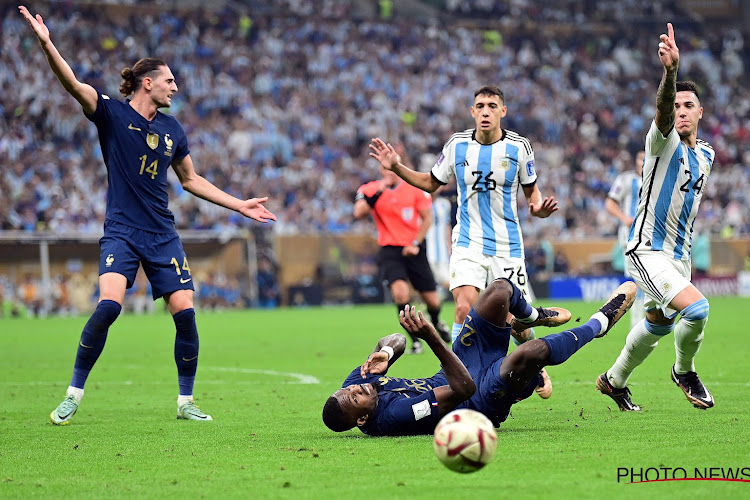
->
xmin=433 ymin=409 xmax=498 ymax=473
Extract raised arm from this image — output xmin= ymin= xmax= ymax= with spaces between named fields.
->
xmin=171 ymin=154 xmax=276 ymax=223
xmin=655 ymin=23 xmax=680 ymax=136
xmin=400 ymin=305 xmax=476 ymax=415
xmin=19 ymin=6 xmax=98 ymax=115
xmin=359 ymin=333 xmax=407 ymax=378
xmin=369 ymin=139 xmax=442 ymax=193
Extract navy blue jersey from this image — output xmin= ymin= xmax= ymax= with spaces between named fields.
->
xmin=341 ymin=368 xmax=448 ymax=436
xmin=85 ymin=92 xmax=189 ymax=233
xmin=342 ymin=310 xmax=540 ymax=436
xmin=452 ymin=311 xmax=539 ymax=426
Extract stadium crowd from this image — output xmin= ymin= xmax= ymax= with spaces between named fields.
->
xmin=0 ymin=1 xmax=748 ymax=311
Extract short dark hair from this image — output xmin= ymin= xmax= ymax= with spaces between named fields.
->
xmin=322 ymin=395 xmax=353 ymax=432
xmin=676 ymin=81 xmax=700 ymax=100
xmin=474 ymin=85 xmax=504 ymax=102
xmin=119 ymin=58 xmax=167 ymax=97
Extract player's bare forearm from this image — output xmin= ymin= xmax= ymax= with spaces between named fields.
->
xmin=19 ymin=7 xmax=97 ymax=113
xmin=361 ymin=334 xmax=406 ymax=377
xmin=524 ymin=185 xmax=558 ymax=218
xmin=605 ymin=198 xmax=629 ymax=225
xmin=414 ymin=208 xmax=432 ymax=243
xmin=392 ymin=164 xmax=441 ymax=193
xmin=400 ymin=306 xmax=475 ymax=411
xmin=655 ymin=68 xmax=677 ymax=135
xmin=369 ymin=138 xmax=440 ymax=193
xmin=374 ymin=333 xmax=406 ymax=362
xmin=655 ymin=23 xmax=679 ymax=135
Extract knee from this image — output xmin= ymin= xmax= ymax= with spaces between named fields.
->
xmin=484 ymin=279 xmax=513 ymax=304
xmin=509 ymin=339 xmax=548 ymax=370
xmin=454 ymin=301 xmax=472 ymax=322
xmin=681 ymin=299 xmax=709 ymax=322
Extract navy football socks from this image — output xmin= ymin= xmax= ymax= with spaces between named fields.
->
xmin=173 ymin=308 xmax=199 ymax=396
xmin=71 ymin=299 xmax=121 ymax=388
xmin=541 ymin=318 xmax=600 ymax=365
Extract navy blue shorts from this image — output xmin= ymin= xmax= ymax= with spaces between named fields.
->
xmin=99 ymin=220 xmax=194 ymax=300
xmin=454 ymin=308 xmax=541 ymax=426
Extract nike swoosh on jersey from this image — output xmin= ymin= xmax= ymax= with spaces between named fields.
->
xmin=128 ymin=124 xmax=142 ymax=131
xmin=180 ymin=277 xmax=192 ymax=284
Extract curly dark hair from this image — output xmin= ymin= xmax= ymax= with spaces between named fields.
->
xmin=119 ymin=58 xmax=167 ymax=97
xmin=322 ymin=395 xmax=353 ymax=432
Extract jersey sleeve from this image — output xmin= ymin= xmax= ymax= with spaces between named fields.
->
xmin=341 ymin=367 xmax=366 ymax=387
xmin=83 ymin=92 xmax=113 ymax=128
xmin=355 ymin=181 xmax=381 ymax=201
xmin=646 ymin=119 xmax=680 ymax=157
xmin=376 ymin=390 xmax=442 ymax=436
xmin=607 ymin=173 xmax=627 ymax=201
xmin=430 ymin=142 xmax=455 ymax=185
xmin=518 ymin=142 xmax=537 ymax=186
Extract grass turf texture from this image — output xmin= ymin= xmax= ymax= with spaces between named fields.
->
xmin=1 ymin=297 xmax=748 ymax=499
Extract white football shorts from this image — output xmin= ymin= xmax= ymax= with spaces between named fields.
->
xmin=625 ymin=250 xmax=691 ymax=319
xmin=449 ymin=246 xmax=532 ymax=300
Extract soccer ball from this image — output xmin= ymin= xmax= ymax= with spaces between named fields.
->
xmin=433 ymin=409 xmax=498 ymax=473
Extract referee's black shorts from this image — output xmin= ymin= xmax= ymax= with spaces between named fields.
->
xmin=377 ymin=245 xmax=437 ymax=293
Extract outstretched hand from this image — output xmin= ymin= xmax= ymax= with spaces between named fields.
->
xmin=18 ymin=6 xmax=50 ymax=44
xmin=658 ymin=22 xmax=679 ymax=71
xmin=238 ymin=197 xmax=277 ymax=223
xmin=360 ymin=351 xmax=389 ymax=378
xmin=369 ymin=138 xmax=401 ymax=171
xmin=529 ymin=196 xmax=559 ymax=218
xmin=399 ymin=305 xmax=437 ymax=341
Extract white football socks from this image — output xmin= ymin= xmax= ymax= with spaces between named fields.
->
xmin=674 ymin=318 xmax=706 ymax=374
xmin=66 ymin=386 xmax=84 ymax=403
xmin=178 ymin=395 xmax=193 ymax=408
xmin=607 ymin=319 xmax=662 ymax=388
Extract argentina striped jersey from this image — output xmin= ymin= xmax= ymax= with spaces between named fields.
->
xmin=608 ymin=170 xmax=642 ymax=247
xmin=431 ymin=129 xmax=537 ymax=258
xmin=626 ymin=120 xmax=714 ymax=260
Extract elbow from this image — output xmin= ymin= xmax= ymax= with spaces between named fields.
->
xmin=459 ymin=379 xmax=477 ymax=400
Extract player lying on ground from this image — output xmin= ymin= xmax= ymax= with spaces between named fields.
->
xmin=323 ymin=279 xmax=636 ymax=435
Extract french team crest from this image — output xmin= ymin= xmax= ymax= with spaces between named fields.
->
xmin=146 ymin=133 xmax=159 ymax=150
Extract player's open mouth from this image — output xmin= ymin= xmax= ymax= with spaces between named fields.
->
xmin=363 ymin=384 xmax=372 ymax=395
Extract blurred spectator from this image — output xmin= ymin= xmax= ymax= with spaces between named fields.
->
xmin=0 ymin=2 xmax=746 ymax=244
xmin=257 ymin=256 xmax=281 ymax=308
xmin=0 ymin=279 xmax=28 ymax=318
xmin=17 ymin=273 xmax=43 ymax=317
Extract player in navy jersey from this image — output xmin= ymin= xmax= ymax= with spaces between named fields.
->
xmin=597 ymin=24 xmax=716 ymax=412
xmin=370 ymin=86 xmax=558 ymax=398
xmin=322 ymin=280 xmax=636 ymax=436
xmin=19 ymin=6 xmax=276 ymax=425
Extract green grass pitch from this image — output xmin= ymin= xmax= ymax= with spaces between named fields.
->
xmin=1 ymin=297 xmax=748 ymax=499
